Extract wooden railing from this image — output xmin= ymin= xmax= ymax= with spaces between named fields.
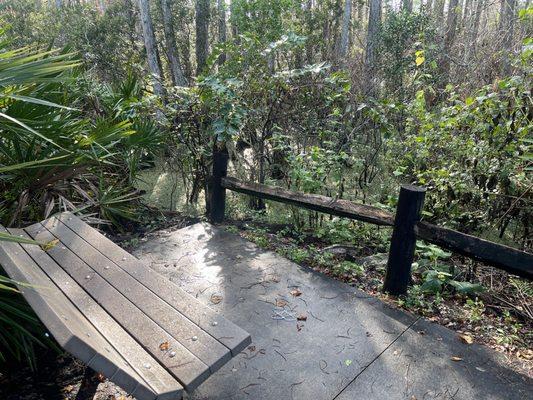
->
xmin=209 ymin=149 xmax=532 ymax=294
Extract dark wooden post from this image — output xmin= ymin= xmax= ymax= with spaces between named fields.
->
xmin=383 ymin=184 xmax=426 ymax=295
xmin=209 ymin=141 xmax=229 ymax=223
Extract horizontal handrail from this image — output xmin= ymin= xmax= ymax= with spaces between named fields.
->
xmin=221 ymin=177 xmax=395 ymax=226
xmin=221 ymin=177 xmax=532 ymax=281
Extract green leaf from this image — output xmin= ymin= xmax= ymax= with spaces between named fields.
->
xmin=449 ymin=281 xmax=485 ymax=295
xmin=0 ymin=232 xmax=41 ymax=245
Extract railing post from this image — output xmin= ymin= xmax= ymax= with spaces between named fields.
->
xmin=209 ymin=141 xmax=229 ymax=223
xmin=383 ymin=184 xmax=426 ymax=295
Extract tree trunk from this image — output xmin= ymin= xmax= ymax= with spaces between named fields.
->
xmin=365 ymin=0 xmax=382 ymax=95
xmin=217 ymin=0 xmax=227 ymax=65
xmin=338 ymin=0 xmax=352 ymax=59
xmin=402 ymin=0 xmax=413 ymax=13
xmin=499 ymin=0 xmax=517 ymax=74
xmin=305 ymin=0 xmax=314 ymax=64
xmin=160 ymin=0 xmax=188 ymax=86
xmin=196 ymin=0 xmax=210 ymax=75
xmin=462 ymin=0 xmax=472 ymax=27
xmin=138 ymin=0 xmax=165 ymax=96
xmin=465 ymin=0 xmax=483 ymax=61
xmin=440 ymin=0 xmax=459 ymax=82
xmin=434 ymin=0 xmax=445 ymax=21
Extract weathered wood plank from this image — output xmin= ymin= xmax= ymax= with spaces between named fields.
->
xmin=57 ymin=212 xmax=251 ymax=355
xmin=210 ymin=142 xmax=229 ymax=223
xmin=0 ymin=227 xmax=147 ymax=397
xmin=221 ymin=177 xmax=395 ymax=226
xmin=24 ymin=222 xmax=210 ymax=391
xmin=43 ymin=217 xmax=231 ymax=372
xmin=416 ymin=222 xmax=533 ymax=280
xmin=383 ymin=185 xmax=426 ymax=295
xmin=10 ymin=228 xmax=183 ymax=400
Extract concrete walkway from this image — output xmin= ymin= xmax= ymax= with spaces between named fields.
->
xmin=133 ymin=223 xmax=532 ymax=400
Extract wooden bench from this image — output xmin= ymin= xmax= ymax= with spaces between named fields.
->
xmin=0 ymin=212 xmax=251 ymax=400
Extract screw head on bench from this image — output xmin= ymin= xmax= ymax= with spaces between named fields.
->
xmin=144 ymin=363 xmax=151 ymax=369
xmin=169 ymin=351 xmax=176 ymax=358
xmin=104 ymin=266 xmax=110 ymax=270
xmin=192 ymin=336 xmax=198 ymax=341
xmin=85 ymin=275 xmax=91 ymax=279
xmin=212 ymin=321 xmax=218 ymax=326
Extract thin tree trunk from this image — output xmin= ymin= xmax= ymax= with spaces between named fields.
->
xmin=305 ymin=0 xmax=314 ymax=64
xmin=402 ymin=0 xmax=413 ymax=12
xmin=441 ymin=0 xmax=459 ymax=81
xmin=217 ymin=0 xmax=227 ymax=65
xmin=138 ymin=0 xmax=165 ymax=96
xmin=196 ymin=0 xmax=210 ymax=75
xmin=160 ymin=0 xmax=188 ymax=86
xmin=499 ymin=0 xmax=517 ymax=73
xmin=462 ymin=0 xmax=472 ymax=27
xmin=465 ymin=0 xmax=483 ymax=61
xmin=365 ymin=0 xmax=382 ymax=95
xmin=338 ymin=0 xmax=352 ymax=59
xmin=434 ymin=0 xmax=445 ymax=21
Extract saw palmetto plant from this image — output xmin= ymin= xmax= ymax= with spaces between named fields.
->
xmin=0 ymin=27 xmax=163 ymax=367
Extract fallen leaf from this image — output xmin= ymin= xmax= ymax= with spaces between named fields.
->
xmin=248 ymin=345 xmax=256 ymax=352
xmin=159 ymin=341 xmax=170 ymax=351
xmin=458 ymin=334 xmax=474 ymax=345
xmin=450 ymin=356 xmax=463 ymax=362
xmin=290 ymin=288 xmax=302 ymax=297
xmin=275 ymin=298 xmax=288 ymax=307
xmin=345 ymin=359 xmax=352 ymax=366
xmin=210 ymin=294 xmax=223 ymax=304
xmin=296 ymin=323 xmax=303 ymax=332
xmin=96 ymin=373 xmax=106 ymax=382
xmin=297 ymin=314 xmax=307 ymax=321
xmin=41 ymin=239 xmax=59 ymax=251
xmin=62 ymin=385 xmax=74 ymax=393
xmin=417 ymin=330 xmax=426 ymax=335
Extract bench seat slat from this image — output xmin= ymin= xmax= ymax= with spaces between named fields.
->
xmin=57 ymin=213 xmax=251 ymax=356
xmin=0 ymin=227 xmax=151 ymax=398
xmin=9 ymin=228 xmax=183 ymax=400
xmin=25 ymin=223 xmax=210 ymax=391
xmin=41 ymin=217 xmax=231 ymax=372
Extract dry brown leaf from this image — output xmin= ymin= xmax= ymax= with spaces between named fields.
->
xmin=290 ymin=288 xmax=302 ymax=297
xmin=159 ymin=341 xmax=170 ymax=351
xmin=210 ymin=294 xmax=223 ymax=304
xmin=297 ymin=314 xmax=307 ymax=321
xmin=62 ymin=385 xmax=74 ymax=393
xmin=275 ymin=298 xmax=288 ymax=307
xmin=248 ymin=345 xmax=256 ymax=352
xmin=458 ymin=334 xmax=474 ymax=345
xmin=96 ymin=372 xmax=106 ymax=382
xmin=450 ymin=356 xmax=463 ymax=362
